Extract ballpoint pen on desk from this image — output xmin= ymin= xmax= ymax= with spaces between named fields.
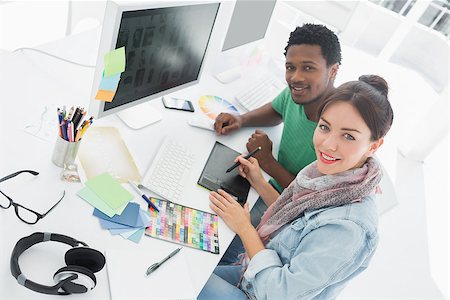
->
xmin=225 ymin=146 xmax=262 ymax=173
xmin=145 ymin=247 xmax=182 ymax=276
xmin=128 ymin=180 xmax=160 ymax=212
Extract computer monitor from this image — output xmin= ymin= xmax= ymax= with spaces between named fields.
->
xmin=89 ymin=1 xmax=220 ymax=129
xmin=213 ymin=0 xmax=276 ymax=84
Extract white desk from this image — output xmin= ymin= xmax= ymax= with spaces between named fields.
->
xmin=0 ymin=29 xmax=282 ymax=299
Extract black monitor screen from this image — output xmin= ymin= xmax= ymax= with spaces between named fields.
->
xmin=104 ymin=3 xmax=220 ymax=111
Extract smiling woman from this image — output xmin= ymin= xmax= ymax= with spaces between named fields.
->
xmin=199 ymin=74 xmax=394 ymax=300
xmin=314 ymin=75 xmax=393 ymax=175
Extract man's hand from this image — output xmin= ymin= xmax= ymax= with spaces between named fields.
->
xmin=214 ymin=113 xmax=242 ymax=135
xmin=246 ymin=129 xmax=276 ymax=171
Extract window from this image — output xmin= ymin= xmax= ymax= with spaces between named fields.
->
xmin=369 ymin=0 xmax=416 ymax=15
xmin=370 ymin=0 xmax=449 ymax=38
xmin=418 ymin=0 xmax=450 ymax=37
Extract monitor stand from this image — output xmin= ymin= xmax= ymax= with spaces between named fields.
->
xmin=116 ymin=102 xmax=162 ymax=130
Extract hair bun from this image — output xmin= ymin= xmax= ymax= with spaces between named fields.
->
xmin=358 ymin=75 xmax=388 ymax=97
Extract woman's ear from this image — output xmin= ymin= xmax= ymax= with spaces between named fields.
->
xmin=366 ymin=138 xmax=384 ymax=157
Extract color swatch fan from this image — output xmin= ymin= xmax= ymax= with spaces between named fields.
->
xmin=198 ymin=95 xmax=239 ymax=120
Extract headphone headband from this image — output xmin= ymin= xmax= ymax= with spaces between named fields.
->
xmin=10 ymin=232 xmax=90 ymax=295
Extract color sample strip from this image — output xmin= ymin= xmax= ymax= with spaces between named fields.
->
xmin=145 ymin=198 xmax=219 ymax=254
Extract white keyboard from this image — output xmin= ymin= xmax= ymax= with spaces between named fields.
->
xmin=235 ymin=75 xmax=286 ymax=111
xmin=141 ymin=137 xmax=195 ymax=202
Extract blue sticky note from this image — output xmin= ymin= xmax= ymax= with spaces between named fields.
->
xmin=109 ymin=227 xmax=139 ymax=235
xmin=93 ymin=202 xmax=140 ymax=227
xmin=99 ymin=72 xmax=121 ymax=91
xmin=127 ymin=228 xmax=145 ymax=244
xmin=98 ymin=218 xmax=136 ymax=230
xmin=119 ymin=227 xmax=141 ymax=239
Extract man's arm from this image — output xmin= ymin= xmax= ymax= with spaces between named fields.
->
xmin=261 ymin=160 xmax=296 ymax=190
xmin=214 ymin=103 xmax=282 ymax=135
xmin=240 ymin=103 xmax=282 ymax=127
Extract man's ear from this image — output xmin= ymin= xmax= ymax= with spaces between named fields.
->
xmin=329 ymin=63 xmax=339 ymax=81
xmin=366 ymin=138 xmax=384 ymax=157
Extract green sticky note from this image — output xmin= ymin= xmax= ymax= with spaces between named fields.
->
xmin=104 ymin=47 xmax=126 ymax=77
xmin=85 ymin=173 xmax=133 ymax=210
xmin=77 ymin=186 xmax=128 ymax=217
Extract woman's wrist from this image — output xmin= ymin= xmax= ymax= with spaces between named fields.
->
xmin=236 ymin=221 xmax=255 ymax=238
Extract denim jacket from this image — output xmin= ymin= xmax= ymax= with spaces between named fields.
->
xmin=241 ymin=196 xmax=378 ymax=300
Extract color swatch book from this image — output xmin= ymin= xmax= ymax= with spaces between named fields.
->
xmin=145 ymin=197 xmax=220 ymax=254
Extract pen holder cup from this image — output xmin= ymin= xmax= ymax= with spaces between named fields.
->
xmin=51 ymin=136 xmax=81 ymax=168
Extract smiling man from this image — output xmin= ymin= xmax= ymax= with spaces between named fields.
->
xmin=214 ymin=24 xmax=341 ymax=193
xmin=214 ymin=24 xmax=342 ymax=265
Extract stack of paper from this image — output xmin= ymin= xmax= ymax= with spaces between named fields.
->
xmin=77 ymin=172 xmax=150 ymax=243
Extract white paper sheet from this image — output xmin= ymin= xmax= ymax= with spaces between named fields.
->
xmin=107 ymin=248 xmax=196 ymax=300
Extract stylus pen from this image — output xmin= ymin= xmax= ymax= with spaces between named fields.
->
xmin=128 ymin=181 xmax=160 ymax=212
xmin=146 ymin=247 xmax=182 ymax=276
xmin=226 ymin=146 xmax=262 ymax=173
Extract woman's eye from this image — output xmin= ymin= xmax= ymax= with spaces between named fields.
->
xmin=319 ymin=124 xmax=329 ymax=131
xmin=304 ymin=66 xmax=313 ymax=71
xmin=286 ymin=66 xmax=294 ymax=71
xmin=344 ymin=133 xmax=355 ymax=141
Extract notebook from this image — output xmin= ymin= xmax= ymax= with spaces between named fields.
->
xmin=106 ymin=248 xmax=196 ymax=300
xmin=197 ymin=142 xmax=250 ymax=205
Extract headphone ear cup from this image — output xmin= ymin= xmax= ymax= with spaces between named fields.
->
xmin=53 ymin=265 xmax=96 ymax=294
xmin=65 ymin=247 xmax=105 ymax=273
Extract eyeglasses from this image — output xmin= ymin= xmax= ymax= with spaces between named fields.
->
xmin=0 ymin=170 xmax=65 ymax=225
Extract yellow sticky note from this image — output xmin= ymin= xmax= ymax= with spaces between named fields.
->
xmin=104 ymin=47 xmax=126 ymax=77
xmin=95 ymin=89 xmax=115 ymax=102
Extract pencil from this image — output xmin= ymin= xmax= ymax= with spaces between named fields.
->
xmin=226 ymin=146 xmax=261 ymax=173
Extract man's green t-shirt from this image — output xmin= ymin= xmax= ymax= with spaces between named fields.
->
xmin=270 ymin=87 xmax=317 ymax=193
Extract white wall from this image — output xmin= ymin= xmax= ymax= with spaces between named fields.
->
xmin=0 ymin=1 xmax=68 ymax=51
xmin=424 ymin=134 xmax=450 ymax=300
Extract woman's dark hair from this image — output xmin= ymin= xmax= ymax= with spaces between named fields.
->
xmin=284 ymin=24 xmax=342 ymax=66
xmin=317 ymin=75 xmax=394 ymax=141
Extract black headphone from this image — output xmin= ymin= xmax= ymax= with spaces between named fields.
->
xmin=10 ymin=232 xmax=105 ymax=295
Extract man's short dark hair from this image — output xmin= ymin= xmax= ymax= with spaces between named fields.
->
xmin=284 ymin=24 xmax=342 ymax=67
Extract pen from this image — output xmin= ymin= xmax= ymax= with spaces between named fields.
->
xmin=128 ymin=180 xmax=160 ymax=212
xmin=145 ymin=247 xmax=182 ymax=276
xmin=226 ymin=146 xmax=262 ymax=173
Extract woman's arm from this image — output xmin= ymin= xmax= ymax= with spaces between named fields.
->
xmin=235 ymin=156 xmax=280 ymax=207
xmin=244 ymin=220 xmax=376 ymax=299
xmin=209 ymin=189 xmax=265 ymax=259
